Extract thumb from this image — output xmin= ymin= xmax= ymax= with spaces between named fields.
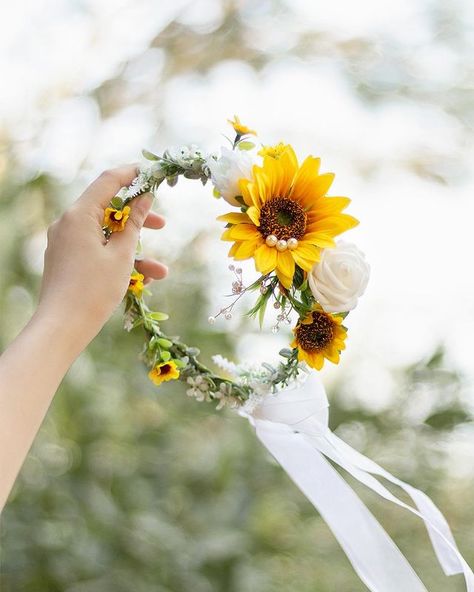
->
xmin=113 ymin=193 xmax=154 ymax=248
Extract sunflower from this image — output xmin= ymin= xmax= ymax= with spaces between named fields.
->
xmin=128 ymin=271 xmax=145 ymax=298
xmin=290 ymin=307 xmax=347 ymax=370
xmin=218 ymin=145 xmax=358 ymax=288
xmin=103 ymin=205 xmax=131 ymax=233
xmin=228 ymin=115 xmax=256 ymax=137
xmin=148 ymin=360 xmax=180 ymax=386
xmin=258 ymin=142 xmax=289 ymax=159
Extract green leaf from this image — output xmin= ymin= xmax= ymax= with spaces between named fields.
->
xmin=166 ymin=175 xmax=178 ymax=187
xmin=160 ymin=350 xmax=171 ymax=362
xmin=110 ymin=196 xmax=123 ymax=209
xmin=157 ymin=338 xmax=173 ymax=349
xmin=149 ymin=311 xmax=169 ymax=321
xmin=279 ymin=348 xmax=293 ymax=359
xmin=258 ymin=296 xmax=269 ymax=329
xmin=142 ymin=149 xmax=159 ymax=161
xmin=237 ymin=141 xmax=255 ymax=151
xmin=234 ymin=195 xmax=246 ymax=206
xmin=173 ymin=359 xmax=187 ymax=368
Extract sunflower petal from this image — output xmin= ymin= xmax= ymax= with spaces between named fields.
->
xmin=291 ymin=243 xmax=321 ymax=272
xmin=226 ymin=223 xmax=261 ymax=240
xmin=301 ymin=233 xmax=336 ymax=248
xmin=254 ymin=244 xmax=278 ymax=274
xmin=217 ymin=212 xmax=251 ymax=224
xmin=276 ymin=249 xmax=296 ymax=281
xmin=246 ymin=205 xmax=261 ymax=226
xmin=290 ymin=156 xmax=321 ymax=205
xmin=234 ymin=238 xmax=263 ymax=260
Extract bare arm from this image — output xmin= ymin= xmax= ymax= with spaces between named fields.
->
xmin=0 ymin=165 xmax=167 ymax=510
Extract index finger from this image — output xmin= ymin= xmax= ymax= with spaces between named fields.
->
xmin=77 ymin=164 xmax=140 ymax=209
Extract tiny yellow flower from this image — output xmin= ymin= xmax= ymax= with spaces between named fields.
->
xmin=258 ymin=142 xmax=289 ymax=159
xmin=228 ymin=115 xmax=256 ymax=137
xmin=103 ymin=205 xmax=131 ymax=232
xmin=148 ymin=361 xmax=180 ymax=386
xmin=128 ymin=272 xmax=145 ymax=298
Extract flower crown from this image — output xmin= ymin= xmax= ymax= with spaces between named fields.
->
xmin=102 ymin=117 xmax=370 ymax=409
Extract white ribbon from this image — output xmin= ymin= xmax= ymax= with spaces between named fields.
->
xmin=240 ymin=372 xmax=474 ymax=592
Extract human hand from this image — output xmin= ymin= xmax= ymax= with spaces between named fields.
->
xmin=36 ymin=164 xmax=168 ymax=348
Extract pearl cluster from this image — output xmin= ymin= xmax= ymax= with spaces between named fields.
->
xmin=265 ymin=234 xmax=299 ymax=252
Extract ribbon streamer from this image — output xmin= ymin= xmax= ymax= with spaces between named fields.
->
xmin=240 ymin=373 xmax=474 ymax=592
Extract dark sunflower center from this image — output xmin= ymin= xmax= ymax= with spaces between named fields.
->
xmin=160 ymin=364 xmax=172 ymax=375
xmin=296 ymin=311 xmax=334 ymax=352
xmin=259 ymin=197 xmax=307 ymax=241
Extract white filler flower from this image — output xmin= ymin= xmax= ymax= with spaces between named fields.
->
xmin=207 ymin=146 xmax=257 ymax=206
xmin=308 ymin=241 xmax=370 ymax=313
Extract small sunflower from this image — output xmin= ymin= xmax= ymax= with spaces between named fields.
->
xmin=258 ymin=142 xmax=289 ymax=159
xmin=128 ymin=271 xmax=145 ymax=298
xmin=103 ymin=206 xmax=131 ymax=232
xmin=228 ymin=115 xmax=256 ymax=137
xmin=148 ymin=360 xmax=180 ymax=386
xmin=290 ymin=307 xmax=347 ymax=370
xmin=218 ymin=145 xmax=358 ymax=288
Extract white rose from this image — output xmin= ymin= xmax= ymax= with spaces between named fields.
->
xmin=206 ymin=146 xmax=257 ymax=206
xmin=308 ymin=241 xmax=370 ymax=313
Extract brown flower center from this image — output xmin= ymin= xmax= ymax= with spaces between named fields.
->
xmin=259 ymin=197 xmax=307 ymax=241
xmin=296 ymin=311 xmax=334 ymax=352
xmin=159 ymin=364 xmax=173 ymax=376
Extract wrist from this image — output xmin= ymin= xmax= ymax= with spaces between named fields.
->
xmin=30 ymin=306 xmax=98 ymax=363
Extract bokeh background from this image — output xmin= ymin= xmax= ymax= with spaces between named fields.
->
xmin=1 ymin=0 xmax=474 ymax=590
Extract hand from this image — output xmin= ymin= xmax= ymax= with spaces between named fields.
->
xmin=36 ymin=164 xmax=167 ymax=347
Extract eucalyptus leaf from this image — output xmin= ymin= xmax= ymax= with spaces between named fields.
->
xmin=142 ymin=149 xmax=160 ymax=161
xmin=160 ymin=350 xmax=171 ymax=362
xmin=237 ymin=141 xmax=255 ymax=151
xmin=149 ymin=311 xmax=169 ymax=321
xmin=110 ymin=196 xmax=123 ymax=209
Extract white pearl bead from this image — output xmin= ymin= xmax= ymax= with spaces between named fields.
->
xmin=287 ymin=237 xmax=299 ymax=250
xmin=276 ymin=239 xmax=288 ymax=252
xmin=208 ymin=316 xmax=216 ymax=324
xmin=265 ymin=234 xmax=278 ymax=247
xmin=225 ymin=312 xmax=232 ymax=320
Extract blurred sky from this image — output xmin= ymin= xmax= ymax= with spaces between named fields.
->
xmin=1 ymin=0 xmax=474 ymax=415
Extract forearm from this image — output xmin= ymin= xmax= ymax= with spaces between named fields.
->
xmin=0 ymin=310 xmax=88 ymax=510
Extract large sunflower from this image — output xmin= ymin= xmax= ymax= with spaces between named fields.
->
xmin=218 ymin=146 xmax=358 ymax=288
xmin=290 ymin=307 xmax=347 ymax=370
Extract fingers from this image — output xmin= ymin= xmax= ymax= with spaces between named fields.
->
xmin=111 ymin=193 xmax=154 ymax=249
xmin=77 ymin=164 xmax=140 ymax=209
xmin=135 ymin=258 xmax=168 ymax=281
xmin=144 ymin=211 xmax=166 ymax=230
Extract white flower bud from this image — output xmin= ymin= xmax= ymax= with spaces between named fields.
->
xmin=308 ymin=241 xmax=370 ymax=313
xmin=206 ymin=146 xmax=257 ymax=206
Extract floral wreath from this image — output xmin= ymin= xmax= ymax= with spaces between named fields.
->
xmin=102 ymin=117 xmax=370 ymax=409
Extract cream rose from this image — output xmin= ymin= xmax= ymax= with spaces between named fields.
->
xmin=206 ymin=146 xmax=257 ymax=206
xmin=308 ymin=241 xmax=370 ymax=313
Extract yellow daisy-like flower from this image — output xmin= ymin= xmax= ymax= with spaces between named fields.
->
xmin=148 ymin=360 xmax=180 ymax=386
xmin=258 ymin=142 xmax=289 ymax=159
xmin=290 ymin=307 xmax=347 ymax=370
xmin=128 ymin=271 xmax=145 ymax=298
xmin=103 ymin=205 xmax=131 ymax=233
xmin=218 ymin=145 xmax=358 ymax=288
xmin=228 ymin=115 xmax=256 ymax=136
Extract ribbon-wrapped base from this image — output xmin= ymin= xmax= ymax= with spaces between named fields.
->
xmin=240 ymin=373 xmax=473 ymax=592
